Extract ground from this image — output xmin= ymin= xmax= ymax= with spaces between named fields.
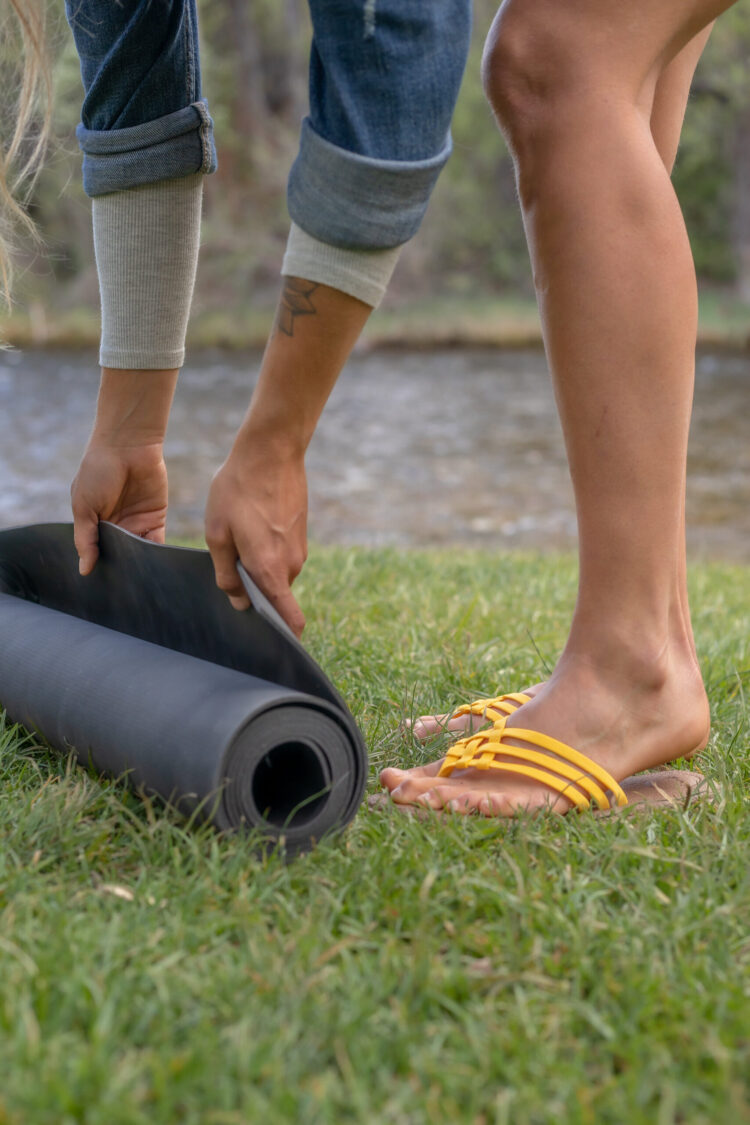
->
xmin=0 ymin=546 xmax=748 ymax=1124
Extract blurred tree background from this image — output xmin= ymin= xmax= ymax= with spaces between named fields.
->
xmin=12 ymin=0 xmax=750 ymax=339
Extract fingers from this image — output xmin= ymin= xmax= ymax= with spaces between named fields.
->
xmin=267 ymin=587 xmax=306 ymax=639
xmin=143 ymin=526 xmax=166 ymax=545
xmin=207 ymin=532 xmax=252 ymax=612
xmin=237 ymin=559 xmax=306 ymax=637
xmin=72 ymin=504 xmax=100 ymax=577
xmin=207 ymin=523 xmax=308 ymax=636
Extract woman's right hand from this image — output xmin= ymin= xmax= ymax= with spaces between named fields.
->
xmin=71 ymin=367 xmax=178 ymax=576
xmin=71 ymin=439 xmax=169 ymax=575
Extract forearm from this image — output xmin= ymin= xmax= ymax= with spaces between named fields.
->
xmin=205 ymin=279 xmax=372 ymax=629
xmin=234 ymin=280 xmax=372 ymax=457
xmin=90 ymin=368 xmax=178 ymax=446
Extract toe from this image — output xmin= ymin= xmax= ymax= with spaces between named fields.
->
xmin=414 ymin=785 xmax=487 ymax=815
xmin=380 ymin=767 xmax=406 ymax=790
xmin=476 ymin=791 xmax=513 ymax=817
xmin=389 ymin=775 xmax=449 ymax=804
xmin=415 ymin=788 xmax=454 ymax=810
xmin=410 ymin=716 xmax=444 ymax=740
xmin=446 ymin=792 xmax=483 ymax=815
xmin=380 ymin=761 xmax=444 ymax=791
xmin=411 ymin=713 xmax=461 ymax=740
xmin=392 ymin=778 xmax=485 ymax=814
xmin=408 ymin=685 xmax=547 ymax=744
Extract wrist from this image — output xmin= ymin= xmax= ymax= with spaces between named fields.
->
xmin=91 ymin=368 xmax=178 ymax=447
xmin=232 ymin=409 xmax=311 ymax=462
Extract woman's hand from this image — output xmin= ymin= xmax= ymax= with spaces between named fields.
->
xmin=71 ymin=367 xmax=178 ymax=576
xmin=71 ymin=440 xmax=169 ymax=575
xmin=205 ymin=439 xmax=308 ymax=638
xmin=203 ymin=279 xmax=373 ymax=636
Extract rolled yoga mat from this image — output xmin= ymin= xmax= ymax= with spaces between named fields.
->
xmin=0 ymin=522 xmax=367 ymax=853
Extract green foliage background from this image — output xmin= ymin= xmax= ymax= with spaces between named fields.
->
xmin=15 ymin=0 xmax=750 ymax=315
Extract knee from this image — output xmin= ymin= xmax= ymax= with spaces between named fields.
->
xmin=481 ymin=3 xmax=575 ymax=155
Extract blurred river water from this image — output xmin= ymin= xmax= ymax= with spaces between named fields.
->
xmin=1 ymin=347 xmax=750 ymax=561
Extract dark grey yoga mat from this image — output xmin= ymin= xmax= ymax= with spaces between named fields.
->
xmin=0 ymin=522 xmax=367 ymax=853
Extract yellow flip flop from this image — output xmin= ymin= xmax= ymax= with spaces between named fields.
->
xmin=410 ymin=692 xmax=533 ymax=740
xmin=437 ymin=722 xmax=628 ymax=812
xmin=451 ymin=692 xmax=533 ymax=724
xmin=373 ymin=721 xmax=711 ymax=817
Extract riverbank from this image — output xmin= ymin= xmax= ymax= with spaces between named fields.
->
xmin=5 ymin=346 xmax=750 ymax=561
xmin=3 ymin=288 xmax=749 ymax=352
xmin=0 ymin=544 xmax=747 ymax=1122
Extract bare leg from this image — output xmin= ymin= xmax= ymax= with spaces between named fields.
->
xmin=383 ymin=0 xmax=732 ymax=815
xmin=408 ymin=25 xmax=715 ymax=746
xmin=651 ymin=25 xmax=713 ymax=174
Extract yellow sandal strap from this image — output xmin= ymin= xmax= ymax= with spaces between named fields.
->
xmin=453 ymin=692 xmax=532 ymax=721
xmin=443 ymin=736 xmax=609 ymax=810
xmin=474 ymin=762 xmax=592 ymax=810
xmin=499 ymin=728 xmax=628 ymax=807
xmin=438 ymin=726 xmax=627 ymax=810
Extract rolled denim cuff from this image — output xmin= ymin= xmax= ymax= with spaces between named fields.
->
xmin=287 ymin=118 xmax=452 ymax=251
xmin=76 ymin=99 xmax=217 ymax=198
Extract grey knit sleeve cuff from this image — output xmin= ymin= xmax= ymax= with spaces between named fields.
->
xmin=281 ymin=222 xmax=401 ymax=309
xmin=92 ymin=173 xmax=203 ymax=369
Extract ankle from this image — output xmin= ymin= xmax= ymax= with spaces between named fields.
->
xmin=559 ymin=621 xmax=702 ymax=696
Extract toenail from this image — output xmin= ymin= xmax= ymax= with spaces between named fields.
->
xmin=418 ymin=792 xmax=444 ymax=810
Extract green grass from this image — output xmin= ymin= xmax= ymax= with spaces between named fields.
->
xmin=1 ymin=547 xmax=749 ymax=1124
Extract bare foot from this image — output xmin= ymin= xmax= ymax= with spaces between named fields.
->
xmin=382 ymin=643 xmax=709 ymax=817
xmin=408 ymin=682 xmax=545 ymax=742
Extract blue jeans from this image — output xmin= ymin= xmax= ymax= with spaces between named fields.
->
xmin=64 ymin=1 xmax=472 ymax=249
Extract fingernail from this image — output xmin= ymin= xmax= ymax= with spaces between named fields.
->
xmin=229 ymin=596 xmax=249 ymax=612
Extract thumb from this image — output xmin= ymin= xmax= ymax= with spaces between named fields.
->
xmin=73 ymin=508 xmax=100 ymax=577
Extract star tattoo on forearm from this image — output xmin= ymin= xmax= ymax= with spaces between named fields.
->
xmin=276 ymin=278 xmax=320 ymax=337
